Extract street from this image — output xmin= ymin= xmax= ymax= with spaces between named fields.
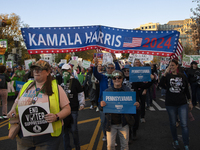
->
xmin=0 ymin=90 xmax=200 ymax=150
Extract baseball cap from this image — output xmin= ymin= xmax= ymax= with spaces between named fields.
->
xmin=122 ymin=65 xmax=131 ymax=69
xmin=30 ymin=60 xmax=51 ymax=70
xmin=112 ymin=70 xmax=123 ymax=78
xmin=191 ymin=61 xmax=198 ymax=65
xmin=61 ymin=64 xmax=71 ymax=70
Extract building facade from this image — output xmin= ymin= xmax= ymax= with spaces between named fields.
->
xmin=139 ymin=19 xmax=196 ymax=47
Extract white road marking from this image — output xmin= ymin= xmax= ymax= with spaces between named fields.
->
xmin=153 ymin=100 xmax=166 ymax=111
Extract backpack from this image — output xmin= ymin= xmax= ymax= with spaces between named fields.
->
xmin=0 ymin=74 xmax=6 ymax=88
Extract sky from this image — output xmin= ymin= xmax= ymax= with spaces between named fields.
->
xmin=1 ymin=0 xmax=198 ymax=29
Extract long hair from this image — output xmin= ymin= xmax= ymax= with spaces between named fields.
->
xmin=26 ymin=70 xmax=54 ymax=96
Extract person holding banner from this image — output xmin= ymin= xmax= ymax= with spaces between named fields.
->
xmin=160 ymin=59 xmax=193 ymax=150
xmin=122 ymin=64 xmax=153 ymax=142
xmin=7 ymin=60 xmax=71 ymax=150
xmin=93 ymin=53 xmax=120 ymax=142
xmin=101 ymin=70 xmax=140 ymax=150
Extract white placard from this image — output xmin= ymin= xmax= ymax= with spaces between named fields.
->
xmin=61 ymin=59 xmax=67 ymax=64
xmin=6 ymin=61 xmax=13 ymax=69
xmin=102 ymin=53 xmax=113 ymax=65
xmin=82 ymin=60 xmax=91 ymax=69
xmin=71 ymin=56 xmax=78 ymax=62
xmin=132 ymin=54 xmax=153 ymax=63
xmin=18 ymin=103 xmax=53 ymax=137
xmin=24 ymin=59 xmax=36 ymax=70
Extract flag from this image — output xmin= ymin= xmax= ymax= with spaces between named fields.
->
xmin=123 ymin=37 xmax=142 ymax=47
xmin=170 ymin=41 xmax=183 ymax=59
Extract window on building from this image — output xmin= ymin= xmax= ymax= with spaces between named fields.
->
xmin=141 ymin=27 xmax=144 ymax=29
xmin=145 ymin=26 xmax=147 ymax=29
xmin=149 ymin=26 xmax=151 ymax=29
xmin=152 ymin=25 xmax=155 ymax=28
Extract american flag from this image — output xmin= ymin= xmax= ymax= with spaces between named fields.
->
xmin=170 ymin=41 xmax=183 ymax=59
xmin=123 ymin=37 xmax=142 ymax=47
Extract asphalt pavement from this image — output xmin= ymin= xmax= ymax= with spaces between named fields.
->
xmin=0 ymin=90 xmax=200 ymax=150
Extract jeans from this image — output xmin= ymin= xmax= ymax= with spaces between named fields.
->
xmin=63 ymin=111 xmax=80 ymax=150
xmin=16 ymin=133 xmax=62 ymax=150
xmin=106 ymin=124 xmax=129 ymax=150
xmin=161 ymin=88 xmax=166 ymax=96
xmin=146 ymin=88 xmax=152 ymax=107
xmin=100 ymin=110 xmax=106 ymax=137
xmin=166 ymin=104 xmax=189 ymax=146
xmin=190 ymin=82 xmax=200 ymax=106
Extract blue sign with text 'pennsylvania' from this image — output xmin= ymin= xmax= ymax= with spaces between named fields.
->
xmin=129 ymin=67 xmax=151 ymax=82
xmin=103 ymin=91 xmax=136 ymax=114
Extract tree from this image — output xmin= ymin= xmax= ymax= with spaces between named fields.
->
xmin=190 ymin=0 xmax=200 ymax=54
xmin=183 ymin=42 xmax=197 ymax=55
xmin=0 ymin=13 xmax=30 ymax=65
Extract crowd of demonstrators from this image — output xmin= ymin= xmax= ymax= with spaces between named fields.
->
xmin=100 ymin=70 xmax=140 ymax=150
xmin=1 ymin=54 xmax=198 ymax=150
xmin=160 ymin=59 xmax=193 ymax=150
xmin=93 ymin=53 xmax=120 ymax=142
xmin=187 ymin=61 xmax=200 ymax=107
xmin=7 ymin=60 xmax=71 ymax=150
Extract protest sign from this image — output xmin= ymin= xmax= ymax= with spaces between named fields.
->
xmin=6 ymin=61 xmax=13 ymax=69
xmin=129 ymin=67 xmax=151 ymax=82
xmin=24 ymin=59 xmax=36 ymax=70
xmin=0 ymin=39 xmax=7 ymax=55
xmin=18 ymin=103 xmax=53 ymax=137
xmin=93 ymin=53 xmax=103 ymax=64
xmin=128 ymin=54 xmax=134 ymax=63
xmin=102 ymin=53 xmax=113 ymax=65
xmin=82 ymin=60 xmax=91 ymax=69
xmin=103 ymin=91 xmax=136 ymax=114
xmin=182 ymin=54 xmax=191 ymax=68
xmin=15 ymin=81 xmax=26 ymax=91
xmin=21 ymin=25 xmax=180 ymax=57
xmin=160 ymin=57 xmax=170 ymax=70
xmin=71 ymin=56 xmax=78 ymax=62
xmin=61 ymin=59 xmax=67 ymax=64
xmin=132 ymin=54 xmax=154 ymax=63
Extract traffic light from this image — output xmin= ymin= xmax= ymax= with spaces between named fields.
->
xmin=0 ymin=19 xmax=11 ymax=27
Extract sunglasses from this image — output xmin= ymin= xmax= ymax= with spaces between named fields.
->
xmin=123 ymin=69 xmax=129 ymax=72
xmin=33 ymin=68 xmax=45 ymax=73
xmin=107 ymin=67 xmax=114 ymax=69
xmin=112 ymin=76 xmax=123 ymax=80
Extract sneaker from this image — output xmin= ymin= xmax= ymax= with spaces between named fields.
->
xmin=172 ymin=140 xmax=180 ymax=150
xmin=102 ymin=136 xmax=106 ymax=141
xmin=141 ymin=118 xmax=145 ymax=123
xmin=149 ymin=106 xmax=154 ymax=111
xmin=90 ymin=105 xmax=94 ymax=109
xmin=184 ymin=145 xmax=189 ymax=150
xmin=96 ymin=107 xmax=99 ymax=112
xmin=115 ymin=143 xmax=117 ymax=146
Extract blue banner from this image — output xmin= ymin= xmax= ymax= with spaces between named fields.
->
xmin=21 ymin=25 xmax=180 ymax=57
xmin=103 ymin=91 xmax=136 ymax=114
xmin=15 ymin=81 xmax=26 ymax=91
xmin=129 ymin=67 xmax=151 ymax=82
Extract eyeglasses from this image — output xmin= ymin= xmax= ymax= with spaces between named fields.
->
xmin=112 ymin=76 xmax=123 ymax=80
xmin=33 ymin=68 xmax=44 ymax=73
xmin=123 ymin=69 xmax=129 ymax=73
xmin=107 ymin=67 xmax=114 ymax=69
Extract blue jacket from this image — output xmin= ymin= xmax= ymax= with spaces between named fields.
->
xmin=93 ymin=61 xmax=121 ymax=103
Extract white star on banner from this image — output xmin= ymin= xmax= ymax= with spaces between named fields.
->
xmin=38 ymin=28 xmax=40 ymax=29
xmin=127 ymin=30 xmax=129 ymax=32
xmin=156 ymin=31 xmax=158 ymax=33
xmin=83 ymin=27 xmax=84 ymax=29
xmin=131 ymin=30 xmax=133 ymax=32
xmin=122 ymin=30 xmax=124 ymax=31
xmin=64 ymin=28 xmax=66 ymax=29
xmin=36 ymin=51 xmax=38 ymax=53
xmin=52 ymin=51 xmax=54 ymax=52
xmin=57 ymin=51 xmax=59 ymax=52
xmin=47 ymin=51 xmax=48 ymax=52
xmin=161 ymin=31 xmax=163 ymax=33
xmin=49 ymin=28 xmax=51 ymax=29
xmin=108 ymin=28 xmax=110 ymax=30
xmin=44 ymin=28 xmax=46 ymax=29
xmin=166 ymin=31 xmax=168 ymax=33
xmin=69 ymin=27 xmax=71 ymax=29
xmin=30 ymin=51 xmax=32 ymax=53
xmin=141 ymin=31 xmax=143 ymax=33
xmin=172 ymin=31 xmax=174 ymax=33
xmin=176 ymin=34 xmax=178 ymax=36
xmin=136 ymin=31 xmax=138 ymax=33
xmin=41 ymin=51 xmax=43 ymax=53
xmin=146 ymin=31 xmax=148 ymax=33
xmin=151 ymin=31 xmax=153 ymax=33
xmin=113 ymin=28 xmax=115 ymax=30
xmin=59 ymin=28 xmax=61 ymax=30
xmin=74 ymin=27 xmax=76 ymax=29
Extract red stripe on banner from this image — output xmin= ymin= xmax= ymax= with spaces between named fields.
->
xmin=170 ymin=41 xmax=183 ymax=59
xmin=28 ymin=45 xmax=175 ymax=57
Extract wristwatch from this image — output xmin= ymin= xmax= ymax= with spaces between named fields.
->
xmin=55 ymin=114 xmax=59 ymax=121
